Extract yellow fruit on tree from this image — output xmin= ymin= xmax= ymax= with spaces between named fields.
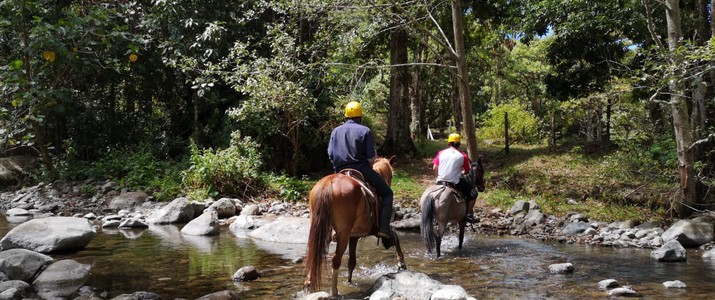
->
xmin=129 ymin=53 xmax=138 ymax=62
xmin=42 ymin=51 xmax=56 ymax=62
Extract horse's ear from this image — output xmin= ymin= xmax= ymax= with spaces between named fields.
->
xmin=388 ymin=155 xmax=397 ymax=166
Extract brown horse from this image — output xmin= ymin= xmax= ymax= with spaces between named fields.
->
xmin=420 ymin=157 xmax=485 ymax=257
xmin=303 ymin=157 xmax=407 ymax=296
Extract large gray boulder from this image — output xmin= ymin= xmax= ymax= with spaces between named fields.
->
xmin=650 ymin=240 xmax=687 ymax=262
xmin=561 ymin=221 xmax=591 ymax=236
xmin=0 ymin=249 xmax=53 ymax=282
xmin=108 ymin=192 xmax=149 ymax=210
xmin=181 ymin=210 xmax=219 ymax=236
xmin=32 ymin=259 xmax=91 ymax=299
xmin=0 ymin=217 xmax=96 ymax=253
xmin=661 ymin=219 xmax=714 ymax=248
xmin=370 ymin=271 xmax=473 ymax=300
xmin=208 ymin=198 xmax=237 ymax=219
xmin=146 ymin=197 xmax=195 ymax=224
xmin=247 ymin=217 xmax=310 ymax=243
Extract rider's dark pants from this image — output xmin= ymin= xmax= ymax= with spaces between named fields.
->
xmin=357 ymin=165 xmax=393 ymax=232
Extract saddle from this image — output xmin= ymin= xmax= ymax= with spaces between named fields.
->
xmin=338 ymin=168 xmax=382 ymax=231
xmin=434 ymin=181 xmax=466 ymax=203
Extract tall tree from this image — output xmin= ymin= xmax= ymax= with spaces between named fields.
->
xmin=452 ymin=0 xmax=478 ymax=159
xmin=663 ymin=0 xmax=698 ymax=216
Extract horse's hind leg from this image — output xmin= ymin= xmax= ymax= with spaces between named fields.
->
xmin=458 ymin=221 xmax=466 ymax=250
xmin=436 ymin=223 xmax=447 ymax=258
xmin=330 ymin=233 xmax=350 ymax=297
xmin=347 ymin=237 xmax=359 ymax=283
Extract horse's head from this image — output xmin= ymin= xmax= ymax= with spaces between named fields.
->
xmin=468 ymin=157 xmax=485 ymax=192
xmin=372 ymin=156 xmax=395 ymax=186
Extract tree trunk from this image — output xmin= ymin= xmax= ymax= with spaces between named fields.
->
xmin=665 ymin=0 xmax=698 ymax=217
xmin=451 ymin=0 xmax=478 ymax=160
xmin=383 ymin=25 xmax=417 ymax=157
xmin=605 ymin=96 xmax=612 ymax=143
xmin=410 ymin=43 xmax=424 ymax=140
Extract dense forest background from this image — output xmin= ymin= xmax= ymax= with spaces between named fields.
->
xmin=1 ymin=0 xmax=713 ymax=219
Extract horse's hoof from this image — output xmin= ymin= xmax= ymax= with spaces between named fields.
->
xmin=398 ymin=263 xmax=407 ymax=271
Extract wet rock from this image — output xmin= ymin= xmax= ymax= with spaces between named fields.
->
xmin=650 ymin=240 xmax=686 ymax=262
xmin=299 ymin=292 xmax=330 ymax=300
xmin=661 ymin=219 xmax=714 ymax=248
xmin=146 ymin=197 xmax=195 ymax=224
xmin=663 ymin=280 xmax=686 ymax=288
xmin=208 ymin=198 xmax=237 ymax=219
xmin=607 ymin=286 xmax=637 ymax=296
xmin=0 ymin=287 xmax=23 ymax=300
xmin=523 ymin=210 xmax=544 ymax=227
xmin=509 ymin=200 xmax=530 ymax=215
xmin=597 ymin=279 xmax=619 ymax=290
xmin=548 ymin=263 xmax=574 ymax=274
xmin=0 ymin=280 xmax=32 ymax=296
xmin=240 ymin=204 xmax=261 ymax=216
xmin=0 ymin=249 xmax=53 ymax=282
xmin=561 ymin=222 xmax=590 ymax=236
xmin=102 ymin=220 xmax=121 ymax=229
xmin=0 ymin=217 xmax=96 ymax=253
xmin=195 ymin=290 xmax=241 ymax=300
xmin=228 ymin=215 xmax=268 ymax=231
xmin=4 ymin=208 xmax=29 ymax=216
xmin=232 ymin=266 xmax=260 ymax=282
xmin=118 ymin=218 xmax=149 ymax=229
xmin=247 ymin=217 xmax=309 ymax=243
xmin=703 ymin=248 xmax=715 ymax=259
xmin=110 ymin=291 xmax=161 ymax=300
xmin=108 ymin=192 xmax=149 ymax=211
xmin=32 ymin=259 xmax=91 ymax=298
xmin=181 ymin=210 xmax=219 ymax=236
xmin=370 ymin=271 xmax=471 ymax=300
xmin=392 ymin=217 xmax=420 ymax=230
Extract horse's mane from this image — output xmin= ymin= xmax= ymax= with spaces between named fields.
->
xmin=372 ymin=157 xmax=394 ymax=186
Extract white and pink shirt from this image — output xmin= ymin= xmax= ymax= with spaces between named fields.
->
xmin=432 ymin=147 xmax=470 ymax=184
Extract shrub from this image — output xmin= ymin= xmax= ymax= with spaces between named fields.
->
xmin=480 ymin=102 xmax=540 ymax=144
xmin=182 ymin=132 xmax=264 ymax=199
xmin=55 ymin=141 xmax=184 ymax=202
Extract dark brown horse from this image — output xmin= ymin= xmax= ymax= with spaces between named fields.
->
xmin=303 ymin=157 xmax=407 ymax=296
xmin=420 ymin=157 xmax=485 ymax=257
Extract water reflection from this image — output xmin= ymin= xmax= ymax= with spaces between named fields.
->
xmin=2 ymin=216 xmax=715 ymax=299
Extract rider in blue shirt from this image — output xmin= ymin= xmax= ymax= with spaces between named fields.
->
xmin=328 ymin=101 xmax=394 ymax=241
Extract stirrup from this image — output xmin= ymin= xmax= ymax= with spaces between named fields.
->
xmin=465 ymin=214 xmax=479 ymax=224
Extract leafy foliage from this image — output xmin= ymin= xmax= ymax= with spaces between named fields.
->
xmin=182 ymin=132 xmax=264 ymax=200
xmin=480 ymin=102 xmax=540 ymax=144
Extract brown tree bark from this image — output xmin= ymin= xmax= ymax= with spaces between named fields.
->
xmin=451 ymin=0 xmax=478 ymax=160
xmin=382 ymin=25 xmax=417 ymax=157
xmin=665 ymin=0 xmax=699 ymax=217
xmin=410 ymin=43 xmax=424 ymax=140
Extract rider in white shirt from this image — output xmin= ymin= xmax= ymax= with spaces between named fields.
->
xmin=432 ymin=133 xmax=478 ymax=223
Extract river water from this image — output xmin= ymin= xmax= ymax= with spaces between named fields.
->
xmin=2 ymin=217 xmax=715 ymax=299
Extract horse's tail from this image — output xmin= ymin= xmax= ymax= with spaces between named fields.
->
xmin=304 ymin=181 xmax=333 ymax=292
xmin=420 ymin=191 xmax=436 ymax=254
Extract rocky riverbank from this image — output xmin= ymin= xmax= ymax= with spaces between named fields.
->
xmin=2 ymin=179 xmax=715 ymax=299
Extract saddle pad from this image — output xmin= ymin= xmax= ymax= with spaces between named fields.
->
xmin=430 ymin=185 xmax=465 ymax=204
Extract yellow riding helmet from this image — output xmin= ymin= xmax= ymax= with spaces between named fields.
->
xmin=344 ymin=101 xmax=363 ymax=118
xmin=448 ymin=133 xmax=461 ymax=143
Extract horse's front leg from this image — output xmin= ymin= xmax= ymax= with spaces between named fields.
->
xmin=458 ymin=220 xmax=466 ymax=249
xmin=347 ymin=237 xmax=359 ymax=283
xmin=392 ymin=232 xmax=407 ymax=270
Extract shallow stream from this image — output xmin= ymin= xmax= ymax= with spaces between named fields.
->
xmin=2 ymin=218 xmax=715 ymax=299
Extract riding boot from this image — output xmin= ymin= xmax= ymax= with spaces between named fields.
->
xmin=377 ymin=205 xmax=393 ymax=239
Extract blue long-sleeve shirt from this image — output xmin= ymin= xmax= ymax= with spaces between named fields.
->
xmin=327 ymin=119 xmax=376 ymax=172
